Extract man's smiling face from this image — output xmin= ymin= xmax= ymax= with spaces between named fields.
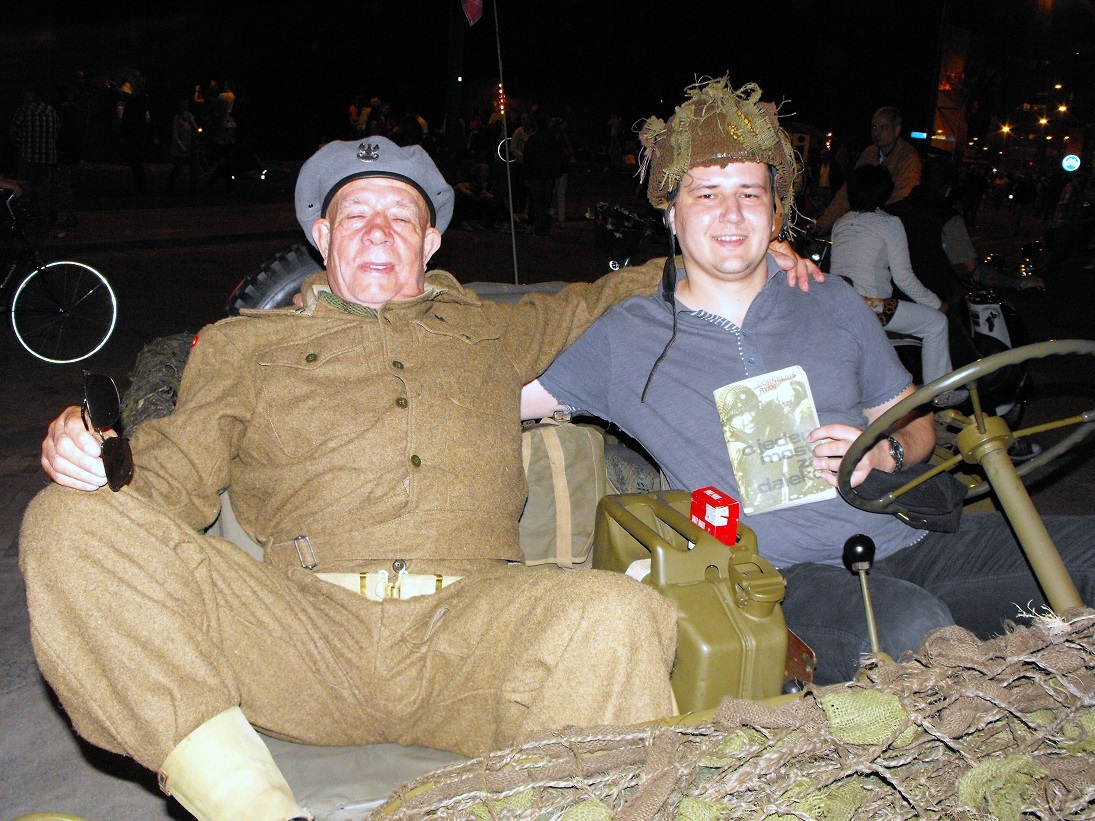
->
xmin=669 ymin=161 xmax=776 ymax=288
xmin=311 ymin=177 xmax=442 ymax=308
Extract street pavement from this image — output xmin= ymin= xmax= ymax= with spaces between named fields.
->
xmin=1 ymin=160 xmax=1092 ymax=819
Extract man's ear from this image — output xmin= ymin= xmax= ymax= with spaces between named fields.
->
xmin=769 ymin=199 xmax=784 ymax=242
xmin=311 ymin=219 xmax=331 ymax=264
xmin=422 ymin=226 xmax=442 ymax=266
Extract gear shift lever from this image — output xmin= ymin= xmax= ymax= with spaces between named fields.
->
xmin=843 ymin=534 xmax=888 ymax=660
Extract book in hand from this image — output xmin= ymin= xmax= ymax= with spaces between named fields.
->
xmin=713 ymin=365 xmax=836 ymax=515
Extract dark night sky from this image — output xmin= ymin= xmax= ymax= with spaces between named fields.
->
xmin=3 ymin=1 xmax=1094 ymax=161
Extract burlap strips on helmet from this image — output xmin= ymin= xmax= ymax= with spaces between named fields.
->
xmin=638 ymin=77 xmax=800 ymax=239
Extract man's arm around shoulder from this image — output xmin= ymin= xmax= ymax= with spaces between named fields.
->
xmin=503 ymin=260 xmax=665 ymax=381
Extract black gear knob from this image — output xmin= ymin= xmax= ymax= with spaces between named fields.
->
xmin=843 ymin=533 xmax=884 ymax=658
xmin=843 ymin=533 xmax=876 ymax=574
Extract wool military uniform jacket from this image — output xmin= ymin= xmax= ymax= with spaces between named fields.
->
xmin=128 ymin=266 xmax=661 ymax=574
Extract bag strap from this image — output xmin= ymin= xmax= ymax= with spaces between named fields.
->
xmin=521 ymin=425 xmax=533 ymax=475
xmin=539 ymin=424 xmax=574 ymax=566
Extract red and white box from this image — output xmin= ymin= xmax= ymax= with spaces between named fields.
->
xmin=690 ymin=486 xmax=740 ymax=545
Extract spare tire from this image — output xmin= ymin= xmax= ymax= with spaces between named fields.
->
xmin=225 ymin=242 xmax=323 ymax=314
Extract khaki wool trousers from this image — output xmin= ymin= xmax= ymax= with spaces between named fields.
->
xmin=20 ymin=485 xmax=678 ymax=770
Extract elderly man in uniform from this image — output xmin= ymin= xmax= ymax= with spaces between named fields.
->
xmin=27 ymin=136 xmax=817 ymax=821
xmin=814 ymin=105 xmax=922 ymax=234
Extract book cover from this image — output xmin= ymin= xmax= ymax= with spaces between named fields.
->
xmin=713 ymin=365 xmax=836 ymax=515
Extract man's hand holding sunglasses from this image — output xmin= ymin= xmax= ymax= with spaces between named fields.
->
xmin=41 ymin=373 xmax=134 ymax=492
xmin=42 ymin=405 xmax=116 ymax=491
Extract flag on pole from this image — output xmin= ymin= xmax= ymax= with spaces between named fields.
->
xmin=461 ymin=0 xmax=484 ymax=25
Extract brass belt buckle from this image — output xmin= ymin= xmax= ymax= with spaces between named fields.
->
xmin=386 ymin=559 xmax=407 ymax=599
xmin=369 ymin=568 xmax=405 ymax=600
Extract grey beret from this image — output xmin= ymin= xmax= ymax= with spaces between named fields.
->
xmin=295 ymin=137 xmax=455 ymax=246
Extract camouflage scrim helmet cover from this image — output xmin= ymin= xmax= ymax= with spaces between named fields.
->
xmin=639 ymin=77 xmax=801 ymax=236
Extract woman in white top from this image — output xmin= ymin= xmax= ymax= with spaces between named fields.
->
xmin=830 ymin=164 xmax=966 ymax=407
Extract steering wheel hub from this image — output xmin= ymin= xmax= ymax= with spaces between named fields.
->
xmin=955 ymin=415 xmax=1014 ymax=465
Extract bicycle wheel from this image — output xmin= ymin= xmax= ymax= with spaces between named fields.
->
xmin=10 ymin=261 xmax=118 ymax=364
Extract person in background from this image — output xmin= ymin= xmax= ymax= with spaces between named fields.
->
xmin=111 ymin=77 xmax=150 ymax=196
xmin=550 ymin=115 xmax=575 ymax=225
xmin=830 ymin=164 xmax=966 ymax=407
xmin=814 ymin=106 xmax=922 ymax=234
xmin=53 ymin=82 xmax=84 ymax=229
xmin=166 ymin=97 xmax=201 ymax=194
xmin=206 ymin=80 xmax=238 ymax=193
xmin=522 ymin=109 xmax=565 ymax=236
xmin=509 ymin=111 xmax=532 ymax=221
xmin=8 ymin=84 xmax=59 ymax=231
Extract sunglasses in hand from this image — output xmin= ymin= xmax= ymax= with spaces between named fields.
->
xmin=81 ymin=371 xmax=134 ymax=492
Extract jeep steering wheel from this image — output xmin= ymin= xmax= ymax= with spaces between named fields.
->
xmin=838 ymin=339 xmax=1095 ymax=511
xmin=837 ymin=339 xmax=1095 ymax=612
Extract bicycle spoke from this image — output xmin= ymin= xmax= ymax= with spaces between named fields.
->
xmin=67 ymin=280 xmax=108 ymax=310
xmin=17 ymin=323 xmax=66 ymax=358
xmin=48 ymin=268 xmax=98 ymax=311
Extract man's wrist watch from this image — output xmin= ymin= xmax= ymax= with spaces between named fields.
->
xmin=884 ymin=434 xmax=905 ymax=474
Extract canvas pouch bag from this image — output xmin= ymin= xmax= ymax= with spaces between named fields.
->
xmin=519 ymin=419 xmax=609 ymax=567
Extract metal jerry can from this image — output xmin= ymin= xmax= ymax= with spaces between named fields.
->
xmin=593 ymin=490 xmax=789 ymax=713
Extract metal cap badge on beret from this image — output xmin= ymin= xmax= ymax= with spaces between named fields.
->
xmin=295 ymin=136 xmax=455 ymax=247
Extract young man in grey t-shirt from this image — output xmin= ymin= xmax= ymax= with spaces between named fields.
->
xmin=522 ymin=78 xmax=1095 ymax=684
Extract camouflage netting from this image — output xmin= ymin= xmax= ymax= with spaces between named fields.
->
xmin=119 ymin=332 xmax=194 ymax=432
xmin=372 ymin=610 xmax=1095 ymax=820
xmin=604 ymin=438 xmax=661 ymax=495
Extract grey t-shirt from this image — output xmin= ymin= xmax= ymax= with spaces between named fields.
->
xmin=539 ymin=258 xmax=926 ymax=568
